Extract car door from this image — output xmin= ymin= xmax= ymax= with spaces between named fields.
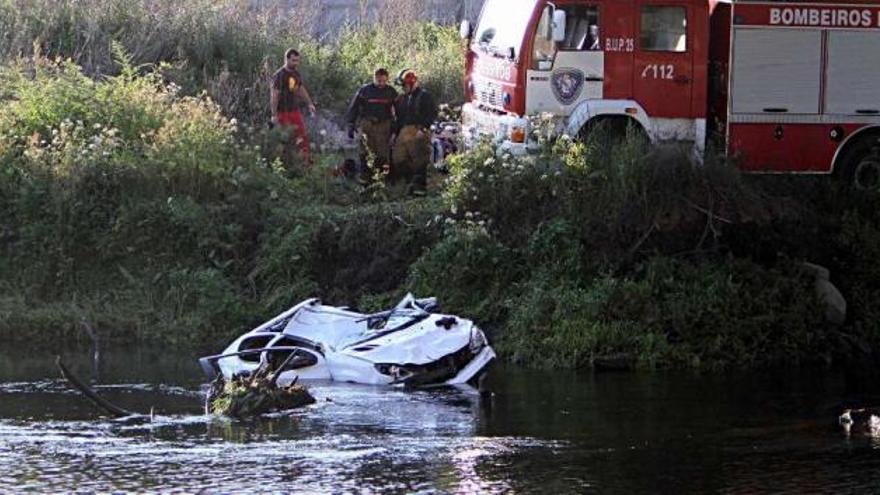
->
xmin=633 ymin=0 xmax=694 ymax=117
xmin=526 ymin=2 xmax=605 ymax=115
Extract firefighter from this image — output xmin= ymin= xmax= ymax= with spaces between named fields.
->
xmin=270 ymin=48 xmax=317 ymax=167
xmin=345 ymin=68 xmax=398 ymax=183
xmin=391 ymin=69 xmax=438 ymax=196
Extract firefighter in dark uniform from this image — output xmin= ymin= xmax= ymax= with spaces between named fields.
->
xmin=345 ymin=68 xmax=398 ymax=182
xmin=392 ymin=69 xmax=438 ymax=196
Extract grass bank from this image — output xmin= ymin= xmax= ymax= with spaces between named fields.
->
xmin=0 ymin=53 xmax=442 ymax=349
xmin=408 ymin=135 xmax=880 ymax=370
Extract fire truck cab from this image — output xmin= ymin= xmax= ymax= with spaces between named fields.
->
xmin=460 ymin=0 xmax=880 ymax=186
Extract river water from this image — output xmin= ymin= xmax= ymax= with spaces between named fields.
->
xmin=1 ymin=349 xmax=879 ymax=493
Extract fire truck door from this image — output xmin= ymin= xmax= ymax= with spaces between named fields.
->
xmin=526 ymin=4 xmax=604 ymax=115
xmin=633 ymin=1 xmax=694 ymax=117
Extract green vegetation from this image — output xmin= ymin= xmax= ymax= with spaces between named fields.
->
xmin=1 ymin=1 xmax=879 ymax=371
xmin=0 ymin=52 xmax=440 ymax=349
xmin=407 ymin=135 xmax=848 ymax=370
xmin=0 ymin=0 xmax=464 ymax=121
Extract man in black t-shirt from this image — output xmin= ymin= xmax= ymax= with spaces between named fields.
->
xmin=345 ymin=68 xmax=398 ymax=182
xmin=270 ymin=48 xmax=316 ymax=166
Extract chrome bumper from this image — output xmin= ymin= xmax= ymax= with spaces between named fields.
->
xmin=461 ymin=103 xmax=531 ymax=156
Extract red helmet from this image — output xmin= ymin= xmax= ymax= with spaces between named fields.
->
xmin=397 ymin=68 xmax=418 ymax=86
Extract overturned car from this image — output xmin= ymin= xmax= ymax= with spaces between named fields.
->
xmin=199 ymin=295 xmax=496 ymax=388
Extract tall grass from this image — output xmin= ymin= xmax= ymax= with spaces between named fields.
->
xmin=0 ymin=52 xmax=443 ymax=348
xmin=0 ymin=0 xmax=465 ymax=123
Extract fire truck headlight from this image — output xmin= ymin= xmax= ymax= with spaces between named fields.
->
xmin=508 ymin=117 xmax=528 ymax=144
xmin=510 ymin=126 xmax=526 ymax=143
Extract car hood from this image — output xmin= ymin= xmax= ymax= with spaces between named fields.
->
xmin=341 ymin=315 xmax=475 ymax=365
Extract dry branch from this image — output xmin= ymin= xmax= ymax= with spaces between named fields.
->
xmin=55 ymin=356 xmax=138 ymax=418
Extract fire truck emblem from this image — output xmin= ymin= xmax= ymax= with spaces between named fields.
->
xmin=551 ymin=69 xmax=585 ymax=105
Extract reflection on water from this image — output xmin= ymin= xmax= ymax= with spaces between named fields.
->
xmin=1 ymin=350 xmax=880 ymax=493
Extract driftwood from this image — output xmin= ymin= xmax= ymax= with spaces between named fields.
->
xmin=57 ymin=354 xmax=315 ymax=420
xmin=55 ymin=356 xmax=139 ymax=418
xmin=206 ymin=358 xmax=316 ymax=419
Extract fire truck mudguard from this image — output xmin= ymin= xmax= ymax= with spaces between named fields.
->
xmin=565 ymin=99 xmax=653 ymax=141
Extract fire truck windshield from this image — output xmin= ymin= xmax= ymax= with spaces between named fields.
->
xmin=473 ymin=0 xmax=538 ymax=59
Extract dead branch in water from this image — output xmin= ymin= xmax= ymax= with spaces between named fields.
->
xmin=55 ymin=356 xmax=138 ymax=418
xmin=57 ymin=354 xmax=315 ymax=420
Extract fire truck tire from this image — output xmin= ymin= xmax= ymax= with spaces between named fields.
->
xmin=853 ymin=157 xmax=880 ymax=191
xmin=577 ymin=117 xmax=648 ymax=148
xmin=835 ymin=132 xmax=880 ymax=191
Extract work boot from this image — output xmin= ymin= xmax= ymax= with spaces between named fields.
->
xmin=406 ymin=184 xmax=427 ymax=197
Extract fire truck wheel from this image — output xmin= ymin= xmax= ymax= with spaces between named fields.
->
xmin=835 ymin=132 xmax=880 ymax=191
xmin=853 ymin=157 xmax=880 ymax=191
xmin=578 ymin=117 xmax=648 ymax=150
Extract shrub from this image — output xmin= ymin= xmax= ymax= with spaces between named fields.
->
xmin=499 ymin=257 xmax=826 ymax=370
xmin=407 ymin=224 xmax=520 ymax=324
xmin=835 ymin=210 xmax=880 ymax=347
xmin=443 ymin=130 xmax=763 ymax=265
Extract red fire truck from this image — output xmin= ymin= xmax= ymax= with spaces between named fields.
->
xmin=459 ymin=0 xmax=880 ymax=187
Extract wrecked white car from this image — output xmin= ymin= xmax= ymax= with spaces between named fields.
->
xmin=199 ymin=295 xmax=496 ymax=388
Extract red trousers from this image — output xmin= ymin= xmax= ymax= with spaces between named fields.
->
xmin=278 ymin=110 xmax=311 ymax=165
